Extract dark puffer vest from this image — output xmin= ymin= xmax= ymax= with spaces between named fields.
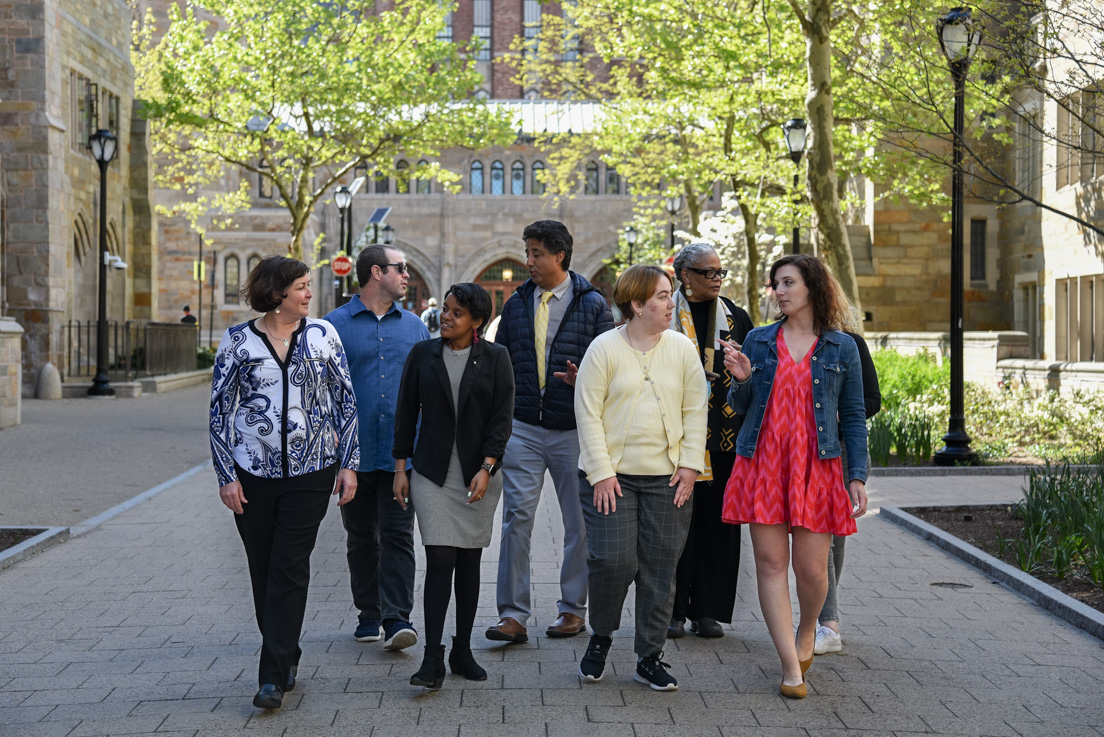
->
xmin=494 ymin=271 xmax=614 ymax=430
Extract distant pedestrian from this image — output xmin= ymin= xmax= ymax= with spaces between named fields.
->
xmin=181 ymin=305 xmax=197 ymax=325
xmin=326 ymin=245 xmax=429 ymax=653
xmin=421 ymin=297 xmax=441 ymax=339
xmin=667 ymin=243 xmax=754 ymax=641
xmin=721 ymin=253 xmax=869 ymax=700
xmin=209 ymin=256 xmax=359 ymax=710
xmin=815 ymin=331 xmax=880 ymax=656
xmin=392 ymin=283 xmax=514 ymax=689
xmin=487 ymin=220 xmax=613 ymax=644
xmin=574 ymin=264 xmax=708 ymax=691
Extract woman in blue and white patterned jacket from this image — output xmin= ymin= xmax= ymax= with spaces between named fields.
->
xmin=209 ymin=256 xmax=360 ymax=710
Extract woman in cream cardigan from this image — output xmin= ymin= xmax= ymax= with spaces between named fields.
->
xmin=573 ymin=264 xmax=709 ymax=692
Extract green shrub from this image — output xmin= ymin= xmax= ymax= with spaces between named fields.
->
xmin=197 ymin=346 xmax=216 ymax=369
xmin=871 ymin=348 xmax=949 ymax=413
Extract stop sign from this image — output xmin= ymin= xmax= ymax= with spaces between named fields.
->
xmin=331 ymin=255 xmax=353 ymax=277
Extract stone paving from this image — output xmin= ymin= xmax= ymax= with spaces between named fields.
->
xmin=1 ymin=468 xmax=1103 ymax=737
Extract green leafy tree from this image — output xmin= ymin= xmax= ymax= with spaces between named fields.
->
xmin=135 ymin=0 xmax=515 ymax=259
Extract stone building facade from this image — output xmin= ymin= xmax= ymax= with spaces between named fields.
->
xmin=0 ymin=0 xmax=156 ymax=395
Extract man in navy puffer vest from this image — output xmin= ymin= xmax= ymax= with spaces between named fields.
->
xmin=486 ymin=220 xmax=614 ymax=643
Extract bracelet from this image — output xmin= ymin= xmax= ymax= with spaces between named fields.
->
xmin=480 ymin=461 xmax=495 ymax=476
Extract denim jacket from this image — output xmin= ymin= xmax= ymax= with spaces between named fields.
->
xmin=726 ymin=321 xmax=868 ymax=483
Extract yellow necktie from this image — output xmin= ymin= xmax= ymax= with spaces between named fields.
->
xmin=535 ymin=290 xmax=554 ymax=390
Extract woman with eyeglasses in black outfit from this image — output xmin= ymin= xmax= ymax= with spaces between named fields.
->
xmin=667 ymin=244 xmax=754 ymax=640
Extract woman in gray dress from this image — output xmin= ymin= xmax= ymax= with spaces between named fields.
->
xmin=392 ymin=283 xmax=515 ymax=689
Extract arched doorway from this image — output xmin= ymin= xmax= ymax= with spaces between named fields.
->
xmin=401 ymin=265 xmax=429 ymax=314
xmin=478 ymin=258 xmax=526 ymax=317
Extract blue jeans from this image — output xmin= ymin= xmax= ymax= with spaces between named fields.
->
xmin=341 ymin=469 xmax=416 ymax=625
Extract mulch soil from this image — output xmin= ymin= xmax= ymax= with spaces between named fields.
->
xmin=0 ymin=528 xmax=42 ymax=554
xmin=908 ymin=504 xmax=1104 ymax=615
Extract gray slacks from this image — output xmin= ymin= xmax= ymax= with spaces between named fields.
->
xmin=579 ymin=472 xmax=693 ymax=657
xmin=496 ymin=420 xmax=589 ymax=625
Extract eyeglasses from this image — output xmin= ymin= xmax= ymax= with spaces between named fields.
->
xmin=685 ymin=267 xmax=728 ymax=280
xmin=384 ymin=262 xmax=408 ymax=273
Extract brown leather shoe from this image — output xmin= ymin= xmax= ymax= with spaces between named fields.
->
xmin=545 ymin=612 xmax=586 ymax=638
xmin=485 ymin=616 xmax=528 ymax=643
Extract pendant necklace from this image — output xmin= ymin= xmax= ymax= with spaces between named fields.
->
xmin=265 ymin=315 xmax=291 ymax=348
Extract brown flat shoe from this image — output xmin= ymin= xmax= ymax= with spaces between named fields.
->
xmin=779 ymin=679 xmax=807 ymax=699
xmin=545 ymin=613 xmax=586 ymax=638
xmin=485 ymin=616 xmax=528 ymax=643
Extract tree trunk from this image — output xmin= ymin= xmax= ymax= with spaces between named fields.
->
xmin=803 ymin=0 xmax=863 ymax=325
xmin=737 ymin=200 xmax=761 ymax=325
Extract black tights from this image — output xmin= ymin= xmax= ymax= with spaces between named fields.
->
xmin=423 ymin=545 xmax=483 ymax=649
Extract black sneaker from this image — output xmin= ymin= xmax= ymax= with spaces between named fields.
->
xmin=634 ymin=652 xmax=678 ymax=691
xmin=667 ymin=618 xmax=686 ymax=639
xmin=579 ymin=634 xmax=612 ymax=682
xmin=691 ymin=617 xmax=723 ymax=638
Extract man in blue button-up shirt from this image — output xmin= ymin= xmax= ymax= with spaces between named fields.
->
xmin=327 ymin=245 xmax=430 ymax=652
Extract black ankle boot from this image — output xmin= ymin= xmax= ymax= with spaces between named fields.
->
xmin=410 ymin=645 xmax=446 ymax=689
xmin=448 ymin=637 xmax=488 ymax=681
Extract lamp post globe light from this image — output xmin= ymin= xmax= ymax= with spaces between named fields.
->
xmin=664 ymin=194 xmax=682 ymax=251
xmin=933 ymin=6 xmax=981 ymax=467
xmin=382 ymin=223 xmax=394 ymax=245
xmin=335 ymin=186 xmax=352 ymax=303
xmin=88 ymin=129 xmax=117 ymax=397
xmin=781 ymin=118 xmax=807 ymax=255
xmin=624 ymin=225 xmax=638 ymax=265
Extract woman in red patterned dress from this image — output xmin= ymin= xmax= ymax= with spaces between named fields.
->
xmin=720 ymin=255 xmax=868 ymax=699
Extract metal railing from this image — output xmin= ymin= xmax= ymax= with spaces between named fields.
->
xmin=65 ymin=320 xmax=198 ymax=381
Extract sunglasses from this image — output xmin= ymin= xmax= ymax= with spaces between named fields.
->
xmin=685 ymin=267 xmax=728 ymax=280
xmin=384 ymin=262 xmax=409 ymax=273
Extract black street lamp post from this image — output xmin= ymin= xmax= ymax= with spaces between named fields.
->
xmin=88 ymin=129 xmax=117 ymax=397
xmin=933 ymin=7 xmax=981 ymax=467
xmin=624 ymin=225 xmax=638 ymax=265
xmin=781 ymin=118 xmax=807 ymax=255
xmin=335 ymin=186 xmax=351 ymax=305
xmin=664 ymin=194 xmax=682 ymax=251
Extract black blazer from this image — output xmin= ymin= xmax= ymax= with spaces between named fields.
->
xmin=392 ymin=337 xmax=515 ymax=488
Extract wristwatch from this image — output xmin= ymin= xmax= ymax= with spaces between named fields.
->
xmin=480 ymin=461 xmax=496 ymax=476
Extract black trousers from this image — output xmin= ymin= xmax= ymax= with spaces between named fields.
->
xmin=672 ymin=452 xmax=742 ymax=624
xmin=234 ymin=464 xmax=335 ymax=686
xmin=340 ymin=469 xmax=416 ymax=626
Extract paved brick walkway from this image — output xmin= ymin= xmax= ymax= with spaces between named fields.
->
xmin=1 ymin=469 xmax=1103 ymax=737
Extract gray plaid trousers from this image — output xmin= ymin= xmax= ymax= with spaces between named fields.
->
xmin=579 ymin=471 xmax=693 ymax=657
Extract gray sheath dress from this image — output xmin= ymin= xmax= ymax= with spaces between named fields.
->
xmin=410 ymin=344 xmax=503 ymax=548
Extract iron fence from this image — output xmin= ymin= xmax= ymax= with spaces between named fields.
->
xmin=65 ymin=320 xmax=198 ymax=381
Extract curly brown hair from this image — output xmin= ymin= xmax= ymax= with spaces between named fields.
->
xmin=768 ymin=254 xmax=853 ymax=334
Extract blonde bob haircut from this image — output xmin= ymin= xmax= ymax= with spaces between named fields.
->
xmin=613 ymin=264 xmax=673 ymax=321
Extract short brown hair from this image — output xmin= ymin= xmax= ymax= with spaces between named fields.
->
xmin=613 ymin=264 xmax=673 ymax=321
xmin=768 ymin=254 xmax=853 ymax=333
xmin=242 ymin=256 xmax=309 ymax=313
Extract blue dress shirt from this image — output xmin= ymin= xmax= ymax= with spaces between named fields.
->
xmin=326 ymin=296 xmax=430 ymax=472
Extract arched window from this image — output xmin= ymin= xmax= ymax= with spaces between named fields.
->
xmin=605 ymin=166 xmax=620 ymax=195
xmin=247 ymin=254 xmax=261 ymax=276
xmin=474 ymin=89 xmax=490 ymax=100
xmin=258 ymin=163 xmax=273 ymax=199
xmin=585 ymin=161 xmax=599 ymax=194
xmin=224 ymin=255 xmax=240 ymax=305
xmin=532 ymin=161 xmax=546 ymax=195
xmin=511 ymin=161 xmax=525 ymax=195
xmin=416 ymin=160 xmax=432 ymax=194
xmin=395 ymin=160 xmax=410 ymax=194
xmin=374 ymin=169 xmax=389 ymax=194
xmin=470 ymin=161 xmax=484 ymax=194
xmin=491 ymin=160 xmax=505 ymax=195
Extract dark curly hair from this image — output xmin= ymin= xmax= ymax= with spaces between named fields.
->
xmin=768 ymin=254 xmax=853 ymax=334
xmin=443 ymin=282 xmax=493 ymax=335
xmin=522 ymin=220 xmax=573 ymax=270
xmin=241 ymin=256 xmax=310 ymax=313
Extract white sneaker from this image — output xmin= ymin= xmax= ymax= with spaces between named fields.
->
xmin=813 ymin=625 xmax=842 ymax=655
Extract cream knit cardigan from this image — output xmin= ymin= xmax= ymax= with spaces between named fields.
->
xmin=575 ymin=328 xmax=709 ymax=485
